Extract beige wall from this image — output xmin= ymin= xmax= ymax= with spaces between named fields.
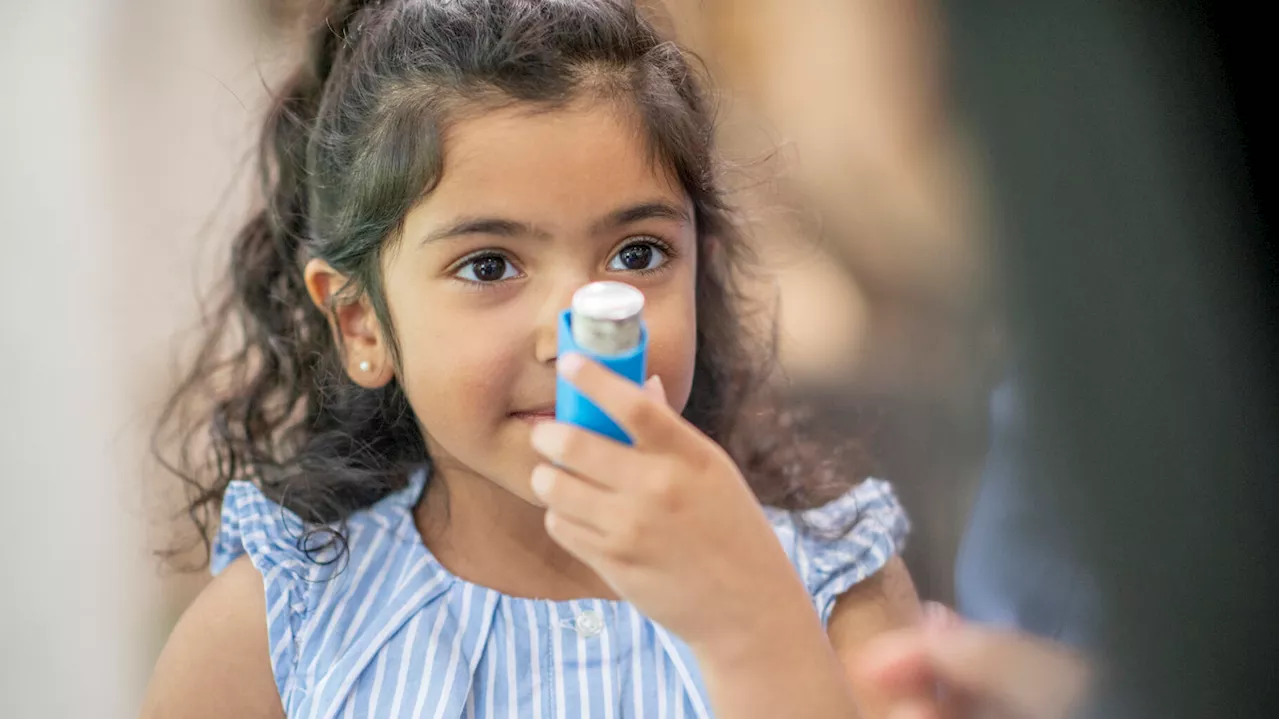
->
xmin=2 ymin=2 xmax=282 ymax=716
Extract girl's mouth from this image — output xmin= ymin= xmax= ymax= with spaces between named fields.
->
xmin=510 ymin=407 xmax=556 ymax=423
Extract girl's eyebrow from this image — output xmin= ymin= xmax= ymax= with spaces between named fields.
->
xmin=421 ymin=217 xmax=552 ymax=245
xmin=420 ymin=199 xmax=691 ymax=247
xmin=589 ymin=200 xmax=691 ymax=234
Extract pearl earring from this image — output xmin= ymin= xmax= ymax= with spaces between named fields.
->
xmin=358 ymin=360 xmax=371 ymax=373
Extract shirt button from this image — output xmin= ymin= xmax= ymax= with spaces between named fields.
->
xmin=574 ymin=609 xmax=605 ymax=638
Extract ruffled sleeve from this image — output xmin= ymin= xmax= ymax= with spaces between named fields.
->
xmin=211 ymin=480 xmax=323 ymax=707
xmin=766 ymin=479 xmax=911 ymax=626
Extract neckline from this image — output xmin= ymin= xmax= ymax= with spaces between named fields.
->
xmin=383 ymin=467 xmax=633 ymax=611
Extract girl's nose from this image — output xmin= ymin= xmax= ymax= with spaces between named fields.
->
xmin=533 ymin=276 xmax=586 ymax=365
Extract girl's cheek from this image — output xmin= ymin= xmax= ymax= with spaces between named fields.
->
xmin=643 ymin=304 xmax=697 ymax=412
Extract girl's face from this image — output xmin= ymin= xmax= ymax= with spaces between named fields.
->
xmin=381 ymin=99 xmax=698 ymax=502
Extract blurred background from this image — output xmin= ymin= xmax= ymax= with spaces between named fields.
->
xmin=1 ymin=1 xmax=1268 ymax=718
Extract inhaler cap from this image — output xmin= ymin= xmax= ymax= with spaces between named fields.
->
xmin=570 ymin=282 xmax=644 ymax=355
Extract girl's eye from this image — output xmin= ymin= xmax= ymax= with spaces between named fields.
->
xmin=607 ymin=240 xmax=669 ymax=273
xmin=454 ymin=253 xmax=521 ymax=283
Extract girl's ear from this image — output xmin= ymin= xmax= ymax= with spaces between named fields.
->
xmin=303 ymin=258 xmax=395 ymax=388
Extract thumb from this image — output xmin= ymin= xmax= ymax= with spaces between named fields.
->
xmin=643 ymin=374 xmax=666 ymax=404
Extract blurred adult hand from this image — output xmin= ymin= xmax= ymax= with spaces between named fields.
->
xmin=854 ymin=605 xmax=1091 ymax=719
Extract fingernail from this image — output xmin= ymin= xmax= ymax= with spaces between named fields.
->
xmin=558 ymin=353 xmax=585 ymax=377
xmin=922 ymin=601 xmax=957 ymax=632
xmin=531 ymin=465 xmax=554 ymax=498
xmin=530 ymin=423 xmax=565 ymax=460
xmin=645 ymin=375 xmax=666 ymax=401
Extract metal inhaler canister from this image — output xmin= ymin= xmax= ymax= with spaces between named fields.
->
xmin=555 ymin=281 xmax=648 ymax=445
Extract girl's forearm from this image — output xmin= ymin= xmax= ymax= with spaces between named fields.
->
xmin=690 ymin=589 xmax=861 ymax=719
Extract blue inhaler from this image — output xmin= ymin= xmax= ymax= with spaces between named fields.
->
xmin=555 ymin=281 xmax=648 ymax=445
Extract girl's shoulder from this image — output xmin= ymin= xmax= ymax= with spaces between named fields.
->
xmin=141 ymin=555 xmax=284 ymax=718
xmin=211 ymin=473 xmax=435 ymax=711
xmin=764 ymin=478 xmax=911 ymax=627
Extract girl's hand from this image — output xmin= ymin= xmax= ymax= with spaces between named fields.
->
xmin=529 ymin=353 xmax=811 ymax=651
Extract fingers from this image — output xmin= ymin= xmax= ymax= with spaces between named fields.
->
xmin=530 ymin=373 xmax=675 ymax=485
xmin=643 ymin=374 xmax=666 ymax=404
xmin=857 ymin=615 xmax=1090 ymax=719
xmin=557 ymin=354 xmax=685 ymax=448
xmin=921 ymin=601 xmax=962 ymax=631
xmin=543 ymin=509 xmax=609 ymax=561
xmin=530 ymin=423 xmax=634 ymax=489
xmin=923 ymin=626 xmax=1090 ymax=719
xmin=531 ymin=463 xmax=615 ymax=529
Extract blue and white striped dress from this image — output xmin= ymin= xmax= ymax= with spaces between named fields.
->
xmin=212 ymin=470 xmax=908 ymax=719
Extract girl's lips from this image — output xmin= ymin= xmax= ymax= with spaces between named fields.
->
xmin=510 ymin=408 xmax=556 ymax=423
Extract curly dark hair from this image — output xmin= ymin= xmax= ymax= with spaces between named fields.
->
xmin=155 ymin=0 xmax=867 ymax=567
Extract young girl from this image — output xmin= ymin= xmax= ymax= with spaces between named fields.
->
xmin=143 ymin=1 xmax=918 ymax=717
